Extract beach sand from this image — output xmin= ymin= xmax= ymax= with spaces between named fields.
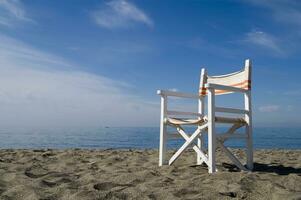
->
xmin=0 ymin=149 xmax=300 ymax=200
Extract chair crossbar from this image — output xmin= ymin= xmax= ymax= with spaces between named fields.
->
xmin=227 ymin=123 xmax=245 ymax=133
xmin=167 ymin=110 xmax=202 ymax=117
xmin=215 ymin=107 xmax=249 ymax=115
xmin=175 ymin=126 xmax=209 ymax=166
xmin=169 ymin=124 xmax=208 ymax=165
xmin=215 ymin=116 xmax=246 ymax=124
xmin=167 ymin=132 xmax=183 ymax=139
xmin=217 ymin=139 xmax=248 ymax=171
xmin=217 ymin=133 xmax=247 ymax=141
xmin=218 ymin=123 xmax=245 ymax=142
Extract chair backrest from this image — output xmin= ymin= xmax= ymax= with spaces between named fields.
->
xmin=199 ymin=59 xmax=252 ymax=96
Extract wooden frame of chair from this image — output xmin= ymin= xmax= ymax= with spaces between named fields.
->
xmin=157 ymin=89 xmax=203 ymax=166
xmin=157 ymin=59 xmax=253 ymax=173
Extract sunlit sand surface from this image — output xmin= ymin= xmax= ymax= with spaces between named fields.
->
xmin=0 ymin=149 xmax=300 ymax=199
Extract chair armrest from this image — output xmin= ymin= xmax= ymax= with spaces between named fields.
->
xmin=205 ymin=83 xmax=248 ymax=93
xmin=157 ymin=90 xmax=199 ymax=99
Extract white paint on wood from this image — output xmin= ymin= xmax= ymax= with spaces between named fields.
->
xmin=168 ymin=124 xmax=208 ymax=165
xmin=157 ymin=90 xmax=199 ymax=99
xmin=207 ymin=88 xmax=216 ymax=173
xmin=167 ymin=110 xmax=202 ymax=117
xmin=245 ymin=59 xmax=253 ymax=170
xmin=176 ymin=126 xmax=209 ymax=166
xmin=197 ymin=68 xmax=207 ymax=165
xmin=157 ymin=59 xmax=254 ymax=174
xmin=206 ymin=83 xmax=248 ymax=93
xmin=159 ymin=95 xmax=167 ymax=166
xmin=245 ymin=92 xmax=253 ymax=170
xmin=217 ymin=140 xmax=248 ymax=171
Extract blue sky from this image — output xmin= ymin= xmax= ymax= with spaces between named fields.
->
xmin=0 ymin=0 xmax=300 ymax=128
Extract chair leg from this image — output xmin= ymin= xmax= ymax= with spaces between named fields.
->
xmin=246 ymin=124 xmax=253 ymax=170
xmin=208 ymin=88 xmax=216 ymax=173
xmin=244 ymin=91 xmax=253 ymax=170
xmin=197 ymin=135 xmax=204 ymax=165
xmin=159 ymin=95 xmax=167 ymax=166
xmin=159 ymin=123 xmax=167 ymax=166
xmin=208 ymin=121 xmax=216 ymax=173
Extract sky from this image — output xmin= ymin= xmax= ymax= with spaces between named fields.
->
xmin=0 ymin=0 xmax=300 ymax=128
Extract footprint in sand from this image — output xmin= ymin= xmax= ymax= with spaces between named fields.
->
xmin=93 ymin=182 xmax=132 ymax=191
xmin=94 ymin=182 xmax=118 ymax=190
xmin=42 ymin=152 xmax=56 ymax=157
xmin=41 ymin=179 xmax=58 ymax=187
xmin=40 ymin=173 xmax=73 ymax=187
xmin=24 ymin=165 xmax=49 ymax=178
xmin=219 ymin=191 xmax=237 ymax=198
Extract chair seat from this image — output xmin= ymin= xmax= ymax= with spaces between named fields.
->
xmin=165 ymin=116 xmax=246 ymax=125
xmin=165 ymin=117 xmax=207 ymax=125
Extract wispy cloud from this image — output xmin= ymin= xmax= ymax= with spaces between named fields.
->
xmin=169 ymin=88 xmax=178 ymax=92
xmin=283 ymin=90 xmax=301 ymax=96
xmin=91 ymin=0 xmax=153 ymax=29
xmin=244 ymin=30 xmax=283 ymax=55
xmin=0 ymin=34 xmax=158 ymax=128
xmin=0 ymin=34 xmax=71 ymax=68
xmin=0 ymin=0 xmax=32 ymax=26
xmin=246 ymin=0 xmax=301 ymax=28
xmin=258 ymin=105 xmax=280 ymax=113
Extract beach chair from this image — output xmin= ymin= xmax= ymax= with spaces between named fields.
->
xmin=157 ymin=59 xmax=253 ymax=173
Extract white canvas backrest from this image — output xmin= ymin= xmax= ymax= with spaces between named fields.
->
xmin=199 ymin=60 xmax=252 ymax=96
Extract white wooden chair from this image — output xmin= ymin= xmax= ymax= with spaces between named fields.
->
xmin=157 ymin=59 xmax=253 ymax=173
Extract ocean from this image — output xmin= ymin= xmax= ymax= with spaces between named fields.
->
xmin=0 ymin=127 xmax=300 ymax=149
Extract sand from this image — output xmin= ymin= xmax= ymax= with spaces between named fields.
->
xmin=0 ymin=148 xmax=300 ymax=200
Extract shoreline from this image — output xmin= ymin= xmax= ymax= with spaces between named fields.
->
xmin=0 ymin=149 xmax=300 ymax=199
xmin=1 ymin=147 xmax=301 ymax=150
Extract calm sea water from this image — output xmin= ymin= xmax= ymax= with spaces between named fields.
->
xmin=0 ymin=127 xmax=300 ymax=149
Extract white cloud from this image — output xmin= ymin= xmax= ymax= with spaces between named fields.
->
xmin=0 ymin=0 xmax=32 ymax=26
xmin=245 ymin=30 xmax=283 ymax=54
xmin=246 ymin=0 xmax=301 ymax=27
xmin=0 ymin=34 xmax=158 ymax=128
xmin=258 ymin=105 xmax=280 ymax=113
xmin=169 ymin=88 xmax=178 ymax=92
xmin=0 ymin=34 xmax=71 ymax=68
xmin=91 ymin=0 xmax=153 ymax=29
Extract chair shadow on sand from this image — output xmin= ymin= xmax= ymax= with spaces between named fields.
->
xmin=222 ymin=162 xmax=301 ymax=175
